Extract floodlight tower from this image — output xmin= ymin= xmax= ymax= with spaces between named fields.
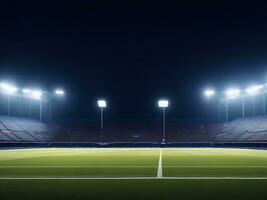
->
xmin=203 ymin=89 xmax=220 ymax=121
xmin=22 ymin=88 xmax=32 ymax=117
xmin=241 ymin=95 xmax=245 ymax=118
xmin=224 ymin=88 xmax=240 ymax=122
xmin=246 ymin=85 xmax=264 ymax=117
xmin=48 ymin=89 xmax=65 ymax=121
xmin=0 ymin=82 xmax=17 ymax=116
xmin=30 ymin=90 xmax=43 ymax=121
xmin=263 ymin=91 xmax=266 ymax=115
xmin=158 ymin=100 xmax=169 ymax=143
xmin=97 ymin=100 xmax=107 ymax=131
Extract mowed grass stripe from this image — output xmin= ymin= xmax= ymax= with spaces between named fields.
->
xmin=1 ymin=148 xmax=267 ymax=178
xmin=0 ymin=148 xmax=160 ymax=167
xmin=0 ymin=148 xmax=161 ymax=178
xmin=0 ymin=167 xmax=157 ymax=177
xmin=162 ymin=148 xmax=267 ymax=177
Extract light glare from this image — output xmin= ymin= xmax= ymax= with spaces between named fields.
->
xmin=98 ymin=100 xmax=106 ymax=108
xmin=204 ymin=89 xmax=215 ymax=97
xmin=0 ymin=82 xmax=17 ymax=94
xmin=31 ymin=90 xmax=42 ymax=100
xmin=225 ymin=88 xmax=240 ymax=99
xmin=22 ymin=88 xmax=31 ymax=94
xmin=158 ymin=100 xmax=169 ymax=108
xmin=55 ymin=89 xmax=64 ymax=95
xmin=246 ymin=85 xmax=264 ymax=96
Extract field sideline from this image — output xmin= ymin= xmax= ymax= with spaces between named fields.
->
xmin=1 ymin=148 xmax=267 ymax=199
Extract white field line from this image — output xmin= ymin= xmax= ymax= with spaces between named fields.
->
xmin=1 ymin=165 xmax=267 ymax=168
xmin=157 ymin=148 xmax=163 ymax=178
xmin=0 ymin=166 xmax=157 ymax=168
xmin=165 ymin=166 xmax=267 ymax=168
xmin=2 ymin=176 xmax=267 ymax=180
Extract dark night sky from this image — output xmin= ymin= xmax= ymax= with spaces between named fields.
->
xmin=1 ymin=1 xmax=267 ymax=121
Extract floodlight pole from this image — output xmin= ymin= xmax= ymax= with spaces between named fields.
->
xmin=100 ymin=107 xmax=104 ymax=131
xmin=225 ymin=99 xmax=228 ymax=122
xmin=29 ymin=98 xmax=32 ymax=118
xmin=7 ymin=96 xmax=10 ymax=116
xmin=47 ymin=95 xmax=56 ymax=122
xmin=49 ymin=101 xmax=52 ymax=121
xmin=242 ymin=96 xmax=245 ymax=118
xmin=39 ymin=100 xmax=42 ymax=122
xmin=252 ymin=96 xmax=255 ymax=116
xmin=162 ymin=107 xmax=166 ymax=142
xmin=218 ymin=101 xmax=221 ymax=121
xmin=18 ymin=96 xmax=21 ymax=117
xmin=263 ymin=93 xmax=265 ymax=115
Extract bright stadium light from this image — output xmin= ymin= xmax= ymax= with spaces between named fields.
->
xmin=98 ymin=100 xmax=107 ymax=108
xmin=22 ymin=88 xmax=32 ymax=94
xmin=223 ymin=88 xmax=240 ymax=122
xmin=0 ymin=82 xmax=17 ymax=94
xmin=97 ymin=99 xmax=107 ymax=131
xmin=0 ymin=82 xmax=18 ymax=116
xmin=225 ymin=88 xmax=240 ymax=99
xmin=29 ymin=90 xmax=43 ymax=121
xmin=204 ymin=89 xmax=215 ymax=98
xmin=55 ymin=89 xmax=64 ymax=95
xmin=246 ymin=84 xmax=264 ymax=96
xmin=157 ymin=99 xmax=169 ymax=143
xmin=30 ymin=90 xmax=42 ymax=100
xmin=158 ymin=100 xmax=169 ymax=108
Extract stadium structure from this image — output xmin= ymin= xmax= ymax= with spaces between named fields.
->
xmin=1 ymin=115 xmax=267 ymax=145
xmin=2 ymin=83 xmax=267 ymax=200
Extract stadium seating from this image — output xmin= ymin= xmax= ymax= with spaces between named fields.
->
xmin=52 ymin=117 xmax=267 ymax=143
xmin=0 ymin=115 xmax=50 ymax=142
xmin=2 ymin=114 xmax=267 ymax=143
xmin=211 ymin=116 xmax=267 ymax=142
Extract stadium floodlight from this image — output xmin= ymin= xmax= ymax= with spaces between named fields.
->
xmin=158 ymin=100 xmax=169 ymax=108
xmin=158 ymin=99 xmax=169 ymax=143
xmin=223 ymin=88 xmax=240 ymax=122
xmin=55 ymin=89 xmax=64 ymax=95
xmin=225 ymin=88 xmax=240 ymax=99
xmin=203 ymin=89 xmax=221 ymax=121
xmin=245 ymin=85 xmax=264 ymax=116
xmin=30 ymin=90 xmax=42 ymax=100
xmin=0 ymin=82 xmax=17 ymax=116
xmin=246 ymin=85 xmax=264 ymax=96
xmin=97 ymin=99 xmax=107 ymax=130
xmin=204 ymin=89 xmax=215 ymax=98
xmin=29 ymin=90 xmax=43 ymax=121
xmin=98 ymin=100 xmax=107 ymax=108
xmin=22 ymin=88 xmax=33 ymax=118
xmin=0 ymin=82 xmax=17 ymax=94
xmin=22 ymin=88 xmax=32 ymax=94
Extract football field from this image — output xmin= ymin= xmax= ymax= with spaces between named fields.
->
xmin=1 ymin=148 xmax=267 ymax=199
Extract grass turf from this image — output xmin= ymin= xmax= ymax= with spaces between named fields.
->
xmin=1 ymin=148 xmax=267 ymax=200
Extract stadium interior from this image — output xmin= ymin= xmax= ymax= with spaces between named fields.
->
xmin=1 ymin=115 xmax=267 ymax=143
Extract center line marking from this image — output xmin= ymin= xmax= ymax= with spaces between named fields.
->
xmin=157 ymin=148 xmax=163 ymax=178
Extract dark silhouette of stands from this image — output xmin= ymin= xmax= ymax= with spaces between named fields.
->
xmin=47 ymin=117 xmax=267 ymax=142
xmin=2 ymin=115 xmax=267 ymax=143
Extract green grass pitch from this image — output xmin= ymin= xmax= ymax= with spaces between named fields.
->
xmin=1 ymin=148 xmax=267 ymax=200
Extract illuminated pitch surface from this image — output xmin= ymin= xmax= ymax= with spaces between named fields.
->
xmin=1 ymin=148 xmax=267 ymax=200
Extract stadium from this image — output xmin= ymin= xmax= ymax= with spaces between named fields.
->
xmin=2 ymin=1 xmax=267 ymax=200
xmin=1 ymin=84 xmax=267 ymax=199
